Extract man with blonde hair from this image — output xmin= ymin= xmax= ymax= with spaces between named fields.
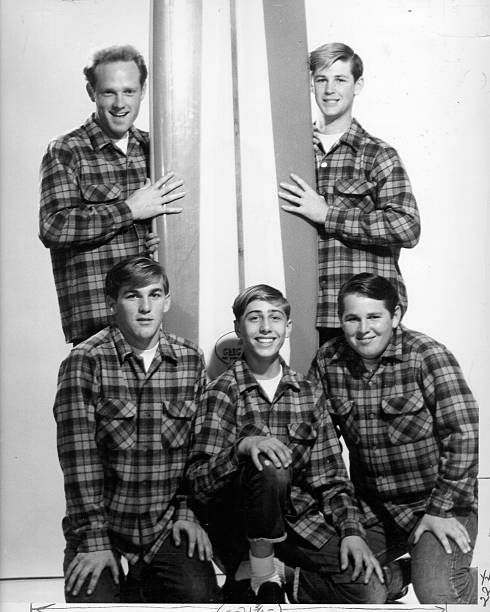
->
xmin=279 ymin=42 xmax=420 ymax=345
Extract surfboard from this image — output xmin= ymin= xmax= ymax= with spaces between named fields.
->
xmin=150 ymin=0 xmax=317 ymax=376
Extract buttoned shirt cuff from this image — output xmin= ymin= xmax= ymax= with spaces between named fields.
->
xmin=79 ymin=530 xmax=112 ymax=553
xmin=338 ymin=521 xmax=366 ymax=540
xmin=173 ymin=500 xmax=196 ymax=524
xmin=323 ymin=200 xmax=346 ymax=235
xmin=115 ymin=199 xmax=137 ymax=228
xmin=425 ymin=492 xmax=455 ymax=518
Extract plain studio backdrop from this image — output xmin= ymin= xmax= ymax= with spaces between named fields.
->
xmin=0 ymin=0 xmax=488 ymax=607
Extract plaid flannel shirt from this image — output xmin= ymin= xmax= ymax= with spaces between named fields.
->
xmin=315 ymin=119 xmax=420 ymax=328
xmin=186 ymin=358 xmax=364 ymax=549
xmin=309 ymin=326 xmax=478 ymax=532
xmin=54 ymin=325 xmax=206 ymax=565
xmin=39 ymin=115 xmax=151 ymax=343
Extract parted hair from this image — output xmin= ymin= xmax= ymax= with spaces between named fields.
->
xmin=337 ymin=273 xmax=399 ymax=317
xmin=309 ymin=42 xmax=363 ymax=81
xmin=105 ymin=257 xmax=169 ymax=299
xmin=232 ymin=284 xmax=291 ymax=321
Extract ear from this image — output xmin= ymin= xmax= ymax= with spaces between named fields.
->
xmin=106 ymin=296 xmax=116 ymax=314
xmin=141 ymin=81 xmax=147 ymax=99
xmin=86 ymin=82 xmax=96 ymax=102
xmin=392 ymin=304 xmax=402 ymax=328
xmin=285 ymin=319 xmax=292 ymax=339
xmin=354 ymin=76 xmax=364 ymax=96
xmin=163 ymin=294 xmax=171 ymax=313
xmin=233 ymin=319 xmax=241 ymax=339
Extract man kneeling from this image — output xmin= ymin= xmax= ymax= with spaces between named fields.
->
xmin=54 ymin=256 xmax=220 ymax=603
xmin=186 ymin=284 xmax=388 ymax=603
xmin=309 ymin=273 xmax=478 ymax=604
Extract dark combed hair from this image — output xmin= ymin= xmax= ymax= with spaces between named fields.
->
xmin=105 ymin=257 xmax=169 ymax=300
xmin=309 ymin=42 xmax=363 ymax=81
xmin=337 ymin=273 xmax=399 ymax=317
xmin=83 ymin=44 xmax=148 ymax=89
xmin=232 ymin=284 xmax=291 ymax=320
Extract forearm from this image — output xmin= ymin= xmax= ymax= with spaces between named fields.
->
xmin=324 ymin=196 xmax=420 ymax=248
xmin=39 ymin=194 xmax=134 ymax=249
xmin=186 ymin=445 xmax=239 ymax=503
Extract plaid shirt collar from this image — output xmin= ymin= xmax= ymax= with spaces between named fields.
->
xmin=110 ymin=325 xmax=179 ymax=366
xmin=314 ymin=117 xmax=366 ymax=157
xmin=83 ymin=114 xmax=146 ymax=153
xmin=232 ymin=357 xmax=301 ymax=395
xmin=330 ymin=326 xmax=405 ymax=368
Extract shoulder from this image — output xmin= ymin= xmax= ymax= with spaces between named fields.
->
xmin=164 ymin=332 xmax=205 ymax=362
xmin=42 ymin=122 xmax=91 ymax=166
xmin=314 ymin=336 xmax=345 ymax=366
xmin=131 ymin=125 xmax=149 ymax=144
xmin=354 ymin=121 xmax=401 ymax=161
xmin=58 ymin=328 xmax=113 ymax=377
xmin=206 ymin=363 xmax=239 ymax=395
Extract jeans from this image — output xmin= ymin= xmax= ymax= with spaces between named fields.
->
xmin=364 ymin=509 xmax=478 ymax=604
xmin=63 ymin=533 xmax=221 ymax=603
xmin=206 ymin=458 xmax=385 ymax=604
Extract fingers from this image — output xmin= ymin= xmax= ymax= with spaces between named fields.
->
xmin=371 ymin=556 xmax=385 ymax=584
xmin=350 ymin=551 xmax=363 ymax=581
xmin=161 ymin=205 xmax=183 ymax=215
xmin=186 ymin=528 xmax=197 ymax=558
xmin=256 ymin=439 xmax=292 ymax=469
xmin=172 ymin=522 xmax=181 ymax=547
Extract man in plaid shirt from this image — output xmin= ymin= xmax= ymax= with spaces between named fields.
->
xmin=54 ymin=257 xmax=220 ymax=603
xmin=40 ymin=45 xmax=184 ymax=345
xmin=309 ymin=273 xmax=478 ymax=604
xmin=279 ymin=42 xmax=420 ymax=344
xmin=186 ymin=284 xmax=392 ymax=604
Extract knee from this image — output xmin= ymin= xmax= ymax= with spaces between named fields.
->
xmin=258 ymin=459 xmax=291 ymax=489
xmin=178 ymin=569 xmax=221 ymax=603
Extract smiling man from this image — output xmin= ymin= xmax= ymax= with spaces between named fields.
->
xmin=53 ymin=257 xmax=220 ymax=603
xmin=278 ymin=43 xmax=420 ymax=345
xmin=40 ymin=45 xmax=185 ymax=345
xmin=309 ymin=273 xmax=478 ymax=604
xmin=186 ymin=284 xmax=391 ymax=604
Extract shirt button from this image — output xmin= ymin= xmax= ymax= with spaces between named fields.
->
xmin=320 ymin=162 xmax=328 ymax=168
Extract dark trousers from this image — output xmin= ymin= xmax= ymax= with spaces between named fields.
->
xmin=63 ymin=534 xmax=221 ymax=603
xmin=206 ymin=459 xmax=386 ymax=604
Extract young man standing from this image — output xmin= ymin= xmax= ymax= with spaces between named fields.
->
xmin=40 ymin=45 xmax=185 ymax=345
xmin=54 ymin=257 xmax=220 ymax=603
xmin=309 ymin=273 xmax=478 ymax=604
xmin=278 ymin=43 xmax=420 ymax=344
xmin=187 ymin=284 xmax=388 ymax=604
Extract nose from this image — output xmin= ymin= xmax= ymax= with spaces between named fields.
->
xmin=358 ymin=319 xmax=369 ymax=335
xmin=259 ymin=318 xmax=271 ymax=333
xmin=113 ymin=93 xmax=125 ymax=109
xmin=324 ymin=80 xmax=334 ymax=94
xmin=138 ymin=296 xmax=151 ymax=313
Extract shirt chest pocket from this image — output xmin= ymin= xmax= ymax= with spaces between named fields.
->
xmin=330 ymin=397 xmax=360 ymax=445
xmin=334 ymin=177 xmax=376 ymax=210
xmin=161 ymin=400 xmax=195 ymax=449
xmin=81 ymin=182 xmax=122 ymax=203
xmin=381 ymin=392 xmax=433 ymax=445
xmin=95 ymin=397 xmax=137 ymax=450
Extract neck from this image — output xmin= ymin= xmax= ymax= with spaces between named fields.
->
xmin=318 ymin=114 xmax=352 ymax=135
xmin=246 ymin=355 xmax=282 ymax=380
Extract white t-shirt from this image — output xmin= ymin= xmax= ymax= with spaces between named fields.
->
xmin=133 ymin=344 xmax=159 ymax=372
xmin=258 ymin=368 xmax=283 ymax=402
xmin=111 ymin=133 xmax=129 ymax=155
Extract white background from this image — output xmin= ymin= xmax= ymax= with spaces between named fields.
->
xmin=0 ymin=0 xmax=488 ymax=601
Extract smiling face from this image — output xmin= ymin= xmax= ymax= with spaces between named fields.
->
xmin=340 ymin=293 xmax=401 ymax=368
xmin=87 ymin=60 xmax=145 ymax=140
xmin=312 ymin=59 xmax=363 ymax=132
xmin=235 ymin=299 xmax=291 ymax=373
xmin=109 ymin=279 xmax=171 ymax=350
